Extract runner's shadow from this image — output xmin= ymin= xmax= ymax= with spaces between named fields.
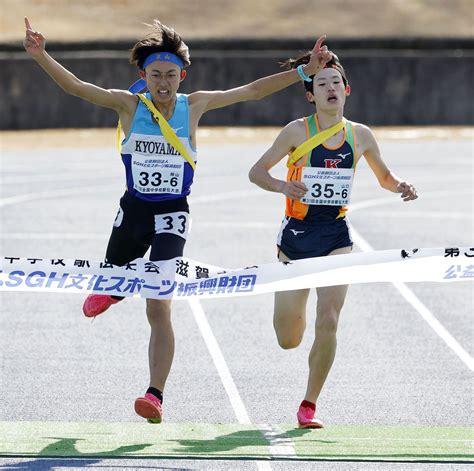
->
xmin=1 ymin=459 xmax=193 ymax=470
xmin=0 ymin=457 xmax=100 ymax=470
xmin=172 ymin=428 xmax=335 ymax=455
xmin=1 ymin=437 xmax=155 ymax=470
xmin=41 ymin=436 xmax=154 ymax=457
xmin=172 ymin=429 xmax=266 ymax=454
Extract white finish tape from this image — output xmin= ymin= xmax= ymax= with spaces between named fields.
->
xmin=0 ymin=247 xmax=472 ymax=300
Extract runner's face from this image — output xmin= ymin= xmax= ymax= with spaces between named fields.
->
xmin=144 ymin=61 xmax=182 ymax=103
xmin=309 ymin=68 xmax=347 ymax=111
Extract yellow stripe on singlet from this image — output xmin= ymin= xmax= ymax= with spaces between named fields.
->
xmin=287 ymin=119 xmax=346 ymax=167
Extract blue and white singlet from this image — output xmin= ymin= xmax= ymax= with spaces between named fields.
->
xmin=120 ymin=93 xmax=197 ymax=202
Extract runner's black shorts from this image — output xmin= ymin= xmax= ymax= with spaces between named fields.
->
xmin=277 ymin=215 xmax=353 ymax=260
xmin=105 ymin=191 xmax=190 ymax=266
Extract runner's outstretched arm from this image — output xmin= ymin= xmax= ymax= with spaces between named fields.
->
xmin=190 ymin=35 xmax=332 ymax=113
xmin=23 ymin=17 xmax=133 ymax=112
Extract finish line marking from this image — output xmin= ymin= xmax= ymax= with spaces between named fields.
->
xmin=0 ymin=422 xmax=471 ymax=462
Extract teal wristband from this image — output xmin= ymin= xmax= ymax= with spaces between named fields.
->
xmin=296 ymin=64 xmax=312 ymax=82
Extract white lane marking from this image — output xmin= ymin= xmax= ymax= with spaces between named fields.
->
xmin=0 ymin=171 xmax=470 ymax=189
xmin=354 ymin=211 xmax=468 ymax=220
xmin=188 ymin=298 xmax=251 ymax=424
xmin=350 ymin=189 xmax=472 ymax=370
xmin=258 ymin=424 xmax=298 ymax=459
xmin=349 ymin=225 xmax=474 ymax=372
xmin=393 ymin=281 xmax=474 ymax=371
xmin=1 ymin=186 xmax=471 ymax=211
xmin=350 ymin=188 xmax=473 ymax=213
xmin=0 ymin=187 xmax=265 ymax=209
xmin=0 ymin=185 xmax=120 ymax=208
xmin=1 ymin=173 xmax=120 ymax=185
xmin=0 ymin=233 xmax=108 ymax=240
xmin=0 ymin=223 xmax=277 ymax=240
xmin=189 ymin=189 xmax=263 ymax=204
xmin=1 ymin=169 xmax=467 ymax=185
xmin=188 ymin=298 xmax=295 ymax=467
xmin=373 ymin=128 xmax=473 ymax=139
xmin=197 ymin=221 xmax=278 ymax=228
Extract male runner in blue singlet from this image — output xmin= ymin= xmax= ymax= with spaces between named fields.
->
xmin=249 ymin=53 xmax=417 ymax=428
xmin=23 ymin=17 xmax=332 ymax=423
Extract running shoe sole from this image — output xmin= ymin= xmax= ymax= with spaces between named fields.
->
xmin=134 ymin=397 xmax=162 ymax=424
xmin=298 ymin=419 xmax=324 ymax=429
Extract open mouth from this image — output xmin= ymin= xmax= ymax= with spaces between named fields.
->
xmin=157 ymin=89 xmax=170 ymax=97
xmin=328 ymin=95 xmax=338 ymax=102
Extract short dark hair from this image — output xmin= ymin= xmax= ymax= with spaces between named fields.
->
xmin=130 ymin=20 xmax=191 ymax=70
xmin=282 ymin=52 xmax=348 ymax=93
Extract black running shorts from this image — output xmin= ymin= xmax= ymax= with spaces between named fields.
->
xmin=105 ymin=191 xmax=190 ymax=266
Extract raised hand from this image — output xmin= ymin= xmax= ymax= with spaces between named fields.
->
xmin=305 ymin=35 xmax=332 ymax=75
xmin=23 ymin=17 xmax=46 ymax=56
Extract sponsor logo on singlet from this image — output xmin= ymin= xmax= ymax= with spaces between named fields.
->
xmin=324 ymin=159 xmax=343 ymax=168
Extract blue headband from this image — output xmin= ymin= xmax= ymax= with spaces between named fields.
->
xmin=142 ymin=52 xmax=184 ymax=70
xmin=128 ymin=79 xmax=147 ymax=93
xmin=128 ymin=52 xmax=185 ymax=93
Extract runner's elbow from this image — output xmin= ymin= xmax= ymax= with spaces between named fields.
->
xmin=249 ymin=164 xmax=265 ymax=184
xmin=248 ymin=165 xmax=258 ymax=183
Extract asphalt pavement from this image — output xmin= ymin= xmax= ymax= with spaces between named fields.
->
xmin=0 ymin=131 xmax=472 ymax=470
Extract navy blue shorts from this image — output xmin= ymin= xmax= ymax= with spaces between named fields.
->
xmin=277 ymin=216 xmax=353 ymax=260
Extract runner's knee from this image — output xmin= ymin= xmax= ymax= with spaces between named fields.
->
xmin=276 ymin=331 xmax=304 ymax=349
xmin=315 ymin=309 xmax=340 ymax=336
xmin=274 ymin=314 xmax=305 ymax=349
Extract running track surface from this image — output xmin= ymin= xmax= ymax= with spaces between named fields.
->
xmin=0 ymin=128 xmax=472 ymax=470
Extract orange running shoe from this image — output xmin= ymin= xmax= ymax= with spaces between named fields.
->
xmin=82 ymin=295 xmax=123 ymax=318
xmin=297 ymin=404 xmax=324 ymax=429
xmin=134 ymin=392 xmax=163 ymax=424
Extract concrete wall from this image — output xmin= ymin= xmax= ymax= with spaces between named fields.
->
xmin=1 ymin=38 xmax=472 ymax=129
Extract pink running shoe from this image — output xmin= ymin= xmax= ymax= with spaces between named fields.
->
xmin=134 ymin=393 xmax=162 ymax=424
xmin=297 ymin=404 xmax=324 ymax=429
xmin=82 ymin=294 xmax=122 ymax=318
